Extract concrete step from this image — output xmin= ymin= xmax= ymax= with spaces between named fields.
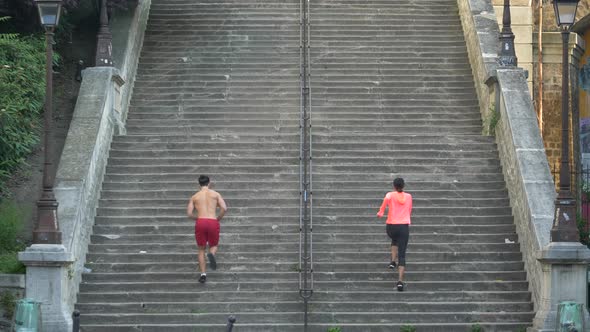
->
xmin=87 ymin=241 xmax=521 ymax=253
xmin=89 ymin=233 xmax=519 ymax=245
xmin=91 ymin=224 xmax=517 ymax=236
xmin=95 ymin=204 xmax=512 ymax=216
xmin=76 ymin=311 xmax=534 ymax=325
xmin=94 ymin=215 xmax=516 ymax=226
xmin=78 ymin=280 xmax=528 ymax=293
xmin=76 ymin=323 xmax=531 ymax=332
xmin=103 ymin=173 xmax=506 ymax=183
xmin=104 ymin=164 xmax=502 ymax=174
xmin=75 ymin=301 xmax=533 ymax=314
xmin=85 ymin=251 xmax=522 ymax=264
xmin=83 ymin=261 xmax=524 ymax=273
xmin=98 ymin=188 xmax=508 ymax=199
xmin=105 ymin=157 xmax=499 ymax=168
xmin=77 ymin=289 xmax=530 ymax=304
xmin=96 ymin=197 xmax=510 ymax=209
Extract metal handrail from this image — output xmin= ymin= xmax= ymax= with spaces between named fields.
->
xmin=226 ymin=315 xmax=236 ymax=332
xmin=72 ymin=310 xmax=80 ymax=332
xmin=298 ymin=0 xmax=314 ymax=330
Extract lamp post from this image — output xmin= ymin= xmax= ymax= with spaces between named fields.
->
xmin=95 ymin=0 xmax=113 ymax=66
xmin=498 ymin=0 xmax=518 ymax=67
xmin=32 ymin=0 xmax=62 ymax=244
xmin=551 ymin=0 xmax=580 ymax=242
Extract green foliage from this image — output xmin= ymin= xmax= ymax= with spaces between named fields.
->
xmin=470 ymin=323 xmax=484 ymax=332
xmin=577 ymin=213 xmax=590 ymax=247
xmin=327 ymin=328 xmax=342 ymax=332
xmin=0 ymin=19 xmax=48 ymax=193
xmin=486 ymin=104 xmax=500 ymax=136
xmin=0 ymin=291 xmax=17 ymax=319
xmin=514 ymin=327 xmax=527 ymax=332
xmin=400 ymin=325 xmax=416 ymax=332
xmin=0 ymin=251 xmax=25 ymax=274
xmin=0 ymin=17 xmax=18 ymax=41
xmin=0 ymin=200 xmax=26 ymax=274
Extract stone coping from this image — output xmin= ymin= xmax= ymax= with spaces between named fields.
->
xmin=0 ymin=274 xmax=25 ymax=289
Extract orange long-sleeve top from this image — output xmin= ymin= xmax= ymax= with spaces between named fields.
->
xmin=377 ymin=191 xmax=412 ymax=225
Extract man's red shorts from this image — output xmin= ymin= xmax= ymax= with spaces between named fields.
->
xmin=195 ymin=218 xmax=220 ymax=247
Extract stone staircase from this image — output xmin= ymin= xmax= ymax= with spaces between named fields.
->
xmin=308 ymin=0 xmax=533 ymax=331
xmin=76 ymin=0 xmax=305 ymax=330
xmin=74 ymin=0 xmax=535 ymax=331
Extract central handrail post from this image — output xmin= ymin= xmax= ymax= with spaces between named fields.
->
xmin=298 ymin=0 xmax=314 ymax=330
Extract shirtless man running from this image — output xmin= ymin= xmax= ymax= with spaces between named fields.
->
xmin=186 ymin=175 xmax=227 ymax=283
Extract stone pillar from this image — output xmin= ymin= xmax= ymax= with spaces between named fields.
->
xmin=530 ymin=242 xmax=590 ymax=331
xmin=18 ymin=244 xmax=74 ymax=332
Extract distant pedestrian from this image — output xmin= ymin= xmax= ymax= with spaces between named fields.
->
xmin=377 ymin=177 xmax=413 ymax=291
xmin=187 ymin=175 xmax=228 ymax=283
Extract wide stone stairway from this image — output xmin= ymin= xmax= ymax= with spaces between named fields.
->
xmin=74 ymin=0 xmax=534 ymax=331
xmin=308 ymin=0 xmax=533 ymax=330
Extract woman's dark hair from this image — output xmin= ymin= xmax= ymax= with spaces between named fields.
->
xmin=393 ymin=178 xmax=405 ymax=192
xmin=198 ymin=175 xmax=210 ymax=187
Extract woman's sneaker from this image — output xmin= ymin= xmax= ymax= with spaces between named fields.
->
xmin=396 ymin=281 xmax=404 ymax=292
xmin=198 ymin=274 xmax=207 ymax=283
xmin=388 ymin=261 xmax=397 ymax=270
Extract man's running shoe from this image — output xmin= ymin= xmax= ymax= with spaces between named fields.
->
xmin=388 ymin=261 xmax=397 ymax=270
xmin=198 ymin=274 xmax=207 ymax=283
xmin=396 ymin=281 xmax=404 ymax=292
xmin=207 ymin=253 xmax=217 ymax=270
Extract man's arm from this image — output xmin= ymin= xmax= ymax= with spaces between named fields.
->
xmin=186 ymin=198 xmax=198 ymax=219
xmin=217 ymin=194 xmax=227 ymax=221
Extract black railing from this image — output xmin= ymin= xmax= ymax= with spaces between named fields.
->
xmin=298 ymin=0 xmax=314 ymax=330
xmin=72 ymin=310 xmax=80 ymax=332
xmin=226 ymin=315 xmax=236 ymax=332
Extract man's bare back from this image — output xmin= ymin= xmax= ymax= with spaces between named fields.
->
xmin=187 ymin=188 xmax=227 ymax=221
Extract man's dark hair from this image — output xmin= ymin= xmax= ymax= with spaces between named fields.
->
xmin=393 ymin=178 xmax=405 ymax=192
xmin=198 ymin=175 xmax=210 ymax=187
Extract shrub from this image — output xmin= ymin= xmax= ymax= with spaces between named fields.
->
xmin=327 ymin=328 xmax=342 ymax=332
xmin=0 ymin=291 xmax=17 ymax=319
xmin=577 ymin=213 xmax=590 ymax=247
xmin=0 ymin=22 xmax=48 ymax=194
xmin=470 ymin=323 xmax=484 ymax=332
xmin=0 ymin=200 xmax=26 ymax=274
xmin=400 ymin=325 xmax=416 ymax=332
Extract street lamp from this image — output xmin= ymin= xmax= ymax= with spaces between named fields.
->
xmin=32 ymin=0 xmax=62 ymax=244
xmin=95 ymin=0 xmax=113 ymax=66
xmin=498 ymin=0 xmax=518 ymax=67
xmin=550 ymin=0 xmax=580 ymax=242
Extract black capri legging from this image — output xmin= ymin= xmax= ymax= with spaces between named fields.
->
xmin=386 ymin=224 xmax=410 ymax=266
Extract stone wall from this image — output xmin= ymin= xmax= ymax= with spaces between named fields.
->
xmin=57 ymin=0 xmax=151 ymax=322
xmin=459 ymin=0 xmax=557 ymax=312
